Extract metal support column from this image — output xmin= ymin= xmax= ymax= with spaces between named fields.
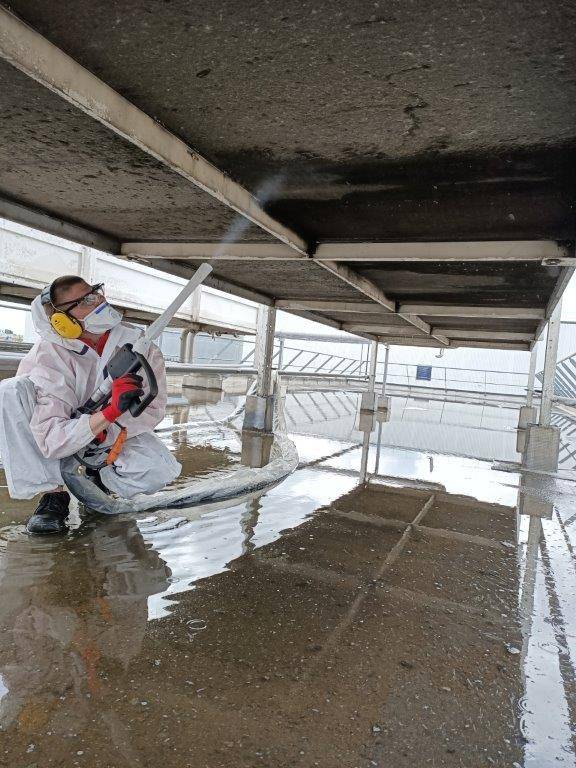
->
xmin=526 ymin=343 xmax=539 ymax=409
xmin=255 ymin=306 xmax=277 ymax=397
xmin=367 ymin=340 xmax=378 ymax=385
xmin=179 ymin=328 xmax=196 ymax=363
xmin=540 ymin=300 xmax=562 ymax=426
xmin=277 ymin=337 xmax=285 ymax=370
xmin=244 ymin=306 xmax=277 ymax=431
xmin=518 ymin=342 xmax=539 ymax=447
xmin=522 ymin=301 xmax=562 ymax=476
xmin=374 ymin=344 xmax=390 ymax=475
xmin=359 ymin=340 xmax=379 ymax=483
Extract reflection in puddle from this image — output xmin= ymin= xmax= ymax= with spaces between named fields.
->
xmin=0 ymin=517 xmax=170 ymax=737
xmin=518 ymin=509 xmax=576 ymax=766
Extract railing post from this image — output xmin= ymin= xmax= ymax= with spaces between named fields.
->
xmin=254 ymin=306 xmax=277 ymax=398
xmin=374 ymin=344 xmax=390 ymax=476
xmin=359 ymin=340 xmax=379 ymax=483
xmin=526 ymin=342 xmax=539 ymax=409
xmin=243 ymin=306 xmax=277 ymax=432
xmin=540 ymin=301 xmax=562 ymax=427
xmin=522 ymin=301 xmax=562 ymax=478
xmin=179 ymin=328 xmax=196 ymax=363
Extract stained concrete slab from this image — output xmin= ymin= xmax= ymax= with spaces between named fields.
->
xmin=0 ymin=60 xmax=274 ymax=244
xmin=0 ymin=475 xmax=524 ymax=768
xmin=424 ymin=498 xmax=516 ymax=541
xmin=6 ymin=0 xmax=576 ymax=240
xmin=359 ymin=261 xmax=561 ymax=308
xmin=330 ymin=484 xmax=428 ymax=522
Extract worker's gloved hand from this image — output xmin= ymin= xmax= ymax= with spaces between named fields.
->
xmin=102 ymin=374 xmax=144 ymax=422
xmin=94 ymin=429 xmax=108 ymax=444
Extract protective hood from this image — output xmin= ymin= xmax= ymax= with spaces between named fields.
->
xmin=30 ymin=295 xmax=88 ymax=353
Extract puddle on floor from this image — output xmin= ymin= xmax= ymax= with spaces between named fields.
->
xmin=0 ymin=388 xmax=575 ymax=766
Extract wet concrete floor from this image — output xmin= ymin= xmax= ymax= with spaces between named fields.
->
xmin=0 ymin=391 xmax=575 ymax=767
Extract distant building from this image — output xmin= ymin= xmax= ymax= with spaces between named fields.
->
xmin=0 ymin=329 xmax=21 ymax=342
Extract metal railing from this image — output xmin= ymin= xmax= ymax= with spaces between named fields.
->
xmin=538 ymin=350 xmax=576 ymax=399
xmin=283 ymin=390 xmax=358 ymax=429
xmin=380 ymin=362 xmax=529 ymax=397
xmin=195 ymin=335 xmax=372 ymax=378
xmin=551 ymin=412 xmax=576 ymax=469
xmin=0 ymin=333 xmax=542 ymax=402
xmin=194 ymin=335 xmax=532 ymax=398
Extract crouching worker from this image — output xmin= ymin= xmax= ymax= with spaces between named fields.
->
xmin=0 ymin=276 xmax=181 ymax=534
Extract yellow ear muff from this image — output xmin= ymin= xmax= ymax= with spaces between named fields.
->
xmin=50 ymin=311 xmax=83 ymax=339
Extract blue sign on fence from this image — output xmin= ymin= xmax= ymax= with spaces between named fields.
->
xmin=416 ymin=365 xmax=432 ymax=381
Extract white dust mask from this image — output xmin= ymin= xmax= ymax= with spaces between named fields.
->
xmin=82 ymin=302 xmax=122 ymax=334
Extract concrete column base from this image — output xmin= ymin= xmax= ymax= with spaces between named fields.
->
xmin=241 ymin=431 xmax=274 ymax=467
xmin=357 ymin=390 xmax=376 ymax=432
xmin=243 ymin=394 xmax=275 ymax=432
xmin=517 ymin=406 xmax=539 ymax=454
xmin=182 ymin=373 xmax=222 ymax=391
xmin=222 ymin=375 xmax=252 ymax=395
xmin=524 ymin=424 xmax=560 ymax=472
xmin=376 ymin=395 xmax=391 ymax=423
xmin=518 ymin=405 xmax=538 ymax=429
xmin=516 ymin=428 xmax=527 ymax=455
xmin=183 ymin=388 xmax=221 ymax=406
xmin=518 ymin=492 xmax=554 ymax=519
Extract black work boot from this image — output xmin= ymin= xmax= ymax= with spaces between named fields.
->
xmin=26 ymin=491 xmax=70 ymax=535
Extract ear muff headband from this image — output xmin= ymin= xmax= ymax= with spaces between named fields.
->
xmin=40 ymin=282 xmax=84 ymax=339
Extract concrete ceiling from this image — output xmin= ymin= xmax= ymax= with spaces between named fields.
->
xmin=0 ymin=0 xmax=575 ymax=350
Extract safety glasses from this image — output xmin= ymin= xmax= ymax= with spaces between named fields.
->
xmin=54 ymin=283 xmax=105 ymax=312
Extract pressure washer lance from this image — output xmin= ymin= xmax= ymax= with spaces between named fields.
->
xmin=73 ymin=262 xmax=213 ymax=469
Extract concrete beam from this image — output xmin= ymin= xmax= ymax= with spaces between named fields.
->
xmin=531 ymin=264 xmax=575 ymax=347
xmin=432 ymin=329 xmax=535 ymax=342
xmin=344 ymin=324 xmax=426 ymax=336
xmin=122 ymin=242 xmax=302 ymax=260
xmin=373 ymin=336 xmax=446 ymax=348
xmin=275 ymin=331 xmax=365 ymax=343
xmin=545 ymin=265 xmax=574 ymax=319
xmin=314 ymin=240 xmax=571 ymax=262
xmin=276 ymin=300 xmax=387 ymax=313
xmin=297 ymin=261 xmax=394 ymax=312
xmin=0 ymin=7 xmax=307 ymax=256
xmin=317 ymin=261 xmax=449 ymax=346
xmin=121 ymin=240 xmax=573 ymax=264
xmin=344 ymin=320 xmax=449 ymax=346
xmin=0 ymin=195 xmax=119 ymax=253
xmin=451 ymin=340 xmax=531 ymax=351
xmin=398 ymin=304 xmax=545 ymax=320
xmin=400 ymin=313 xmax=441 ymax=338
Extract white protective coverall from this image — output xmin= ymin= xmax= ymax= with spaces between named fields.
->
xmin=0 ymin=296 xmax=181 ymax=500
